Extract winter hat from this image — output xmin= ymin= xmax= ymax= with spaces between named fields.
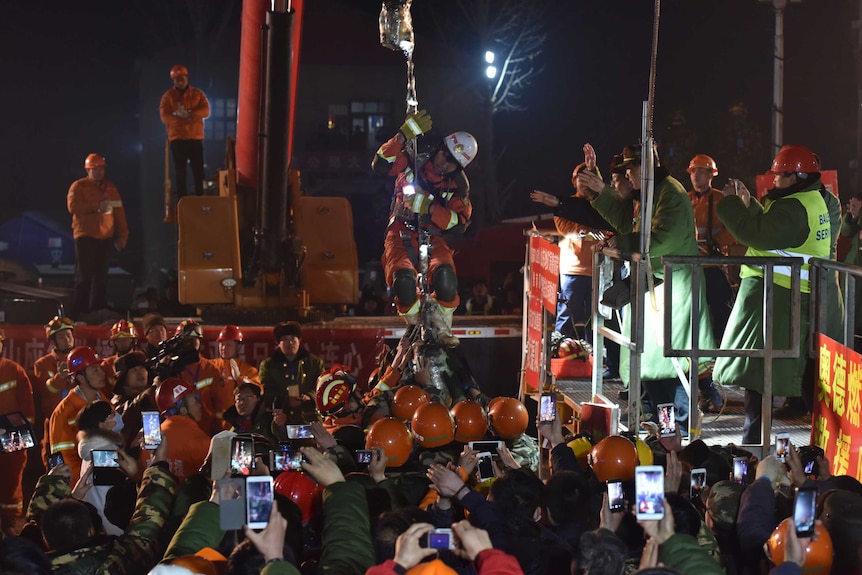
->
xmin=702 ymin=479 xmax=744 ymax=528
xmin=142 ymin=313 xmax=167 ymax=335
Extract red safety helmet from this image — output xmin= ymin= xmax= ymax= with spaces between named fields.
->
xmin=450 ymin=400 xmax=488 ymax=443
xmin=84 ymin=153 xmax=106 ymax=169
xmin=273 ymin=471 xmax=323 ymax=525
xmin=175 ymin=319 xmax=203 ymax=338
xmin=217 ymin=324 xmax=243 ymax=343
xmin=687 ymin=154 xmax=718 ymax=176
xmin=391 ymin=385 xmax=430 ymax=421
xmin=67 ymin=346 xmax=100 ymax=375
xmin=487 ymin=397 xmax=529 ymax=440
xmin=110 ymin=319 xmax=138 ymax=340
xmin=588 ymin=435 xmax=639 ymax=482
xmin=366 ymin=417 xmax=414 ymax=467
xmin=315 ymin=365 xmax=356 ymax=417
xmin=45 ymin=316 xmax=75 ymax=339
xmin=155 ymin=377 xmax=196 ymax=415
xmin=769 ymin=145 xmax=820 ymax=174
xmin=767 ymin=519 xmax=833 ymax=575
xmin=411 ymin=402 xmax=456 ymax=448
xmin=558 ymin=338 xmax=589 ymax=360
xmin=170 ymin=64 xmax=189 ymax=79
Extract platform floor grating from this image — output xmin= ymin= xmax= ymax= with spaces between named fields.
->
xmin=554 ymin=377 xmax=813 ymax=449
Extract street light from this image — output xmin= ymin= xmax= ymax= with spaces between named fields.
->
xmin=485 ymin=50 xmax=497 ymax=79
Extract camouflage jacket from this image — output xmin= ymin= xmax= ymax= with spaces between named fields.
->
xmin=28 ymin=464 xmax=177 ymax=575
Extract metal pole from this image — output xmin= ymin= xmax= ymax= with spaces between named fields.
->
xmin=772 ymin=1 xmax=785 ymax=156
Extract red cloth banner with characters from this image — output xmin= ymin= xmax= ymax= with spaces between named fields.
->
xmin=813 ymin=333 xmax=862 ymax=480
xmin=525 ymin=235 xmax=560 ymax=391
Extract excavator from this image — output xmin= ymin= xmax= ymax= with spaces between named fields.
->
xmin=175 ymin=0 xmax=358 ymax=320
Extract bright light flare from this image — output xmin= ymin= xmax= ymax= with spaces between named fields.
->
xmin=485 ymin=50 xmax=495 ymax=64
xmin=485 ymin=66 xmax=498 ymax=79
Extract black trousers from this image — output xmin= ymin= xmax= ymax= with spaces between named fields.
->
xmin=704 ymin=266 xmax=734 ymax=342
xmin=74 ymin=236 xmax=112 ymax=314
xmin=171 ymin=139 xmax=205 ymax=197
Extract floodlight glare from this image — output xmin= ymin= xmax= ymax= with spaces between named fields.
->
xmin=485 ymin=50 xmax=495 ymax=64
xmin=486 ymin=65 xmax=498 ymax=79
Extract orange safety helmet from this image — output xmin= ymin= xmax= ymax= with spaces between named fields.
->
xmin=365 ymin=417 xmax=414 ymax=467
xmin=0 ymin=327 xmax=4 ymax=341
xmin=391 ymin=385 xmax=431 ymax=421
xmin=273 ymin=470 xmax=323 ymax=525
xmin=368 ymin=367 xmax=381 ymax=389
xmin=170 ymin=64 xmax=189 ymax=79
xmin=767 ymin=519 xmax=833 ymax=575
xmin=450 ymin=400 xmax=488 ymax=443
xmin=110 ymin=319 xmax=138 ymax=340
xmin=169 ymin=555 xmax=218 ymax=575
xmin=588 ymin=435 xmax=639 ymax=482
xmin=411 ymin=402 xmax=456 ymax=448
xmin=67 ymin=346 xmax=100 ymax=375
xmin=687 ymin=154 xmax=718 ymax=176
xmin=45 ymin=316 xmax=75 ymax=339
xmin=487 ymin=397 xmax=529 ymax=440
xmin=315 ymin=365 xmax=357 ymax=417
xmin=769 ymin=144 xmax=820 ymax=174
xmin=175 ymin=319 xmax=203 ymax=338
xmin=84 ymin=153 xmax=106 ymax=169
xmin=571 ymin=162 xmax=588 ymax=186
xmin=217 ymin=324 xmax=244 ymax=343
xmin=155 ymin=377 xmax=196 ymax=415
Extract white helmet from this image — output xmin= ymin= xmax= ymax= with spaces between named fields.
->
xmin=444 ymin=132 xmax=478 ymax=168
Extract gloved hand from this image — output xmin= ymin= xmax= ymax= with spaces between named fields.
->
xmin=175 ymin=105 xmax=190 ymax=120
xmin=400 ymin=109 xmax=432 ymax=140
xmin=402 ymin=184 xmax=433 ymax=215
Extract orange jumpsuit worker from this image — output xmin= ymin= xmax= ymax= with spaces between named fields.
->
xmin=371 ymin=109 xmax=478 ymax=345
xmin=33 ymin=316 xmax=77 ymax=466
xmin=0 ymin=328 xmax=36 ymax=535
xmin=173 ymin=320 xmax=222 ymax=435
xmin=67 ymin=153 xmax=129 ymax=316
xmin=159 ymin=64 xmax=211 ymax=197
xmin=101 ymin=319 xmax=139 ymax=389
xmin=49 ymin=346 xmax=110 ymax=483
xmin=209 ymin=324 xmax=260 ymax=427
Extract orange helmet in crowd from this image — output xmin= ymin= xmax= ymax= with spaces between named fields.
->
xmin=110 ymin=319 xmax=138 ymax=340
xmin=411 ymin=402 xmax=456 ymax=448
xmin=170 ymin=64 xmax=189 ymax=79
xmin=588 ymin=435 xmax=639 ymax=482
xmin=687 ymin=154 xmax=718 ymax=176
xmin=767 ymin=519 xmax=833 ymax=575
xmin=273 ymin=471 xmax=323 ymax=525
xmin=84 ymin=153 xmax=106 ymax=169
xmin=168 ymin=555 xmax=218 ymax=575
xmin=487 ymin=397 xmax=529 ymax=440
xmin=450 ymin=400 xmax=488 ymax=443
xmin=391 ymin=385 xmax=430 ymax=421
xmin=366 ymin=417 xmax=413 ymax=467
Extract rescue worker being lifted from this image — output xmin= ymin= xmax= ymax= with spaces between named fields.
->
xmin=372 ymin=110 xmax=477 ymax=346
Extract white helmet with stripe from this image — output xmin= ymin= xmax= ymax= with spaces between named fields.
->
xmin=444 ymin=131 xmax=478 ymax=168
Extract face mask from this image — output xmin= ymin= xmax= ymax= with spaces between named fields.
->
xmin=111 ymin=412 xmax=125 ymax=434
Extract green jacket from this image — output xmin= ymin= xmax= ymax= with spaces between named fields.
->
xmin=714 ymin=183 xmax=841 ymax=394
xmin=658 ymin=532 xmax=726 ymax=575
xmin=29 ymin=465 xmax=177 ymax=575
xmin=260 ymin=348 xmax=324 ymax=422
xmin=318 ymin=481 xmax=376 ymax=575
xmin=591 ymin=172 xmax=714 ymax=383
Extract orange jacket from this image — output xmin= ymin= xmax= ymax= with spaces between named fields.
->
xmin=49 ymin=388 xmax=109 ymax=482
xmin=689 ymin=188 xmax=739 ymax=257
xmin=159 ymin=86 xmax=210 ymax=141
xmin=0 ymin=358 xmax=35 ymax=424
xmin=33 ymin=351 xmax=72 ymax=419
xmin=209 ymin=357 xmax=260 ymax=420
xmin=159 ymin=414 xmax=212 ymax=484
xmin=67 ymin=177 xmax=129 ymax=245
xmin=177 ymin=357 xmax=223 ymax=434
xmin=555 ymin=215 xmax=602 ymax=277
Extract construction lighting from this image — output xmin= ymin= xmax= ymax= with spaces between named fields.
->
xmin=486 ymin=65 xmax=498 ymax=79
xmin=485 ymin=50 xmax=495 ymax=64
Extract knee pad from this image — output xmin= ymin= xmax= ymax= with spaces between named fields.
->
xmin=393 ymin=269 xmax=417 ymax=307
xmin=432 ymin=265 xmax=457 ymax=302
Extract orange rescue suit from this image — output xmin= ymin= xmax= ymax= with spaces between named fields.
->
xmin=159 ymin=86 xmax=210 ymax=141
xmin=67 ymin=177 xmax=129 ymax=247
xmin=0 ymin=357 xmax=35 ymax=519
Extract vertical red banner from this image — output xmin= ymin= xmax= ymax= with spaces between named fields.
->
xmin=813 ymin=333 xmax=862 ymax=481
xmin=525 ymin=235 xmax=560 ymax=391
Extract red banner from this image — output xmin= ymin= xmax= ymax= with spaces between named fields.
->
xmin=525 ymin=296 xmax=544 ymax=391
xmin=529 ymin=235 xmax=559 ymax=314
xmin=1 ymin=325 xmax=386 ymax=391
xmin=813 ymin=333 xmax=862 ymax=480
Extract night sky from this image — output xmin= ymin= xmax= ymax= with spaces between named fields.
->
xmin=0 ymin=0 xmax=857 ymax=231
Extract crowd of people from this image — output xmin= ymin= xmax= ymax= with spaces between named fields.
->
xmin=0 ymin=309 xmax=854 ymax=575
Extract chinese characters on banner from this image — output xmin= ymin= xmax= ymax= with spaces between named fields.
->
xmin=525 ymin=235 xmax=560 ymax=391
xmin=813 ymin=333 xmax=862 ymax=480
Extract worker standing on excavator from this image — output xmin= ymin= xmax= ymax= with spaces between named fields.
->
xmin=371 ymin=110 xmax=477 ymax=345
